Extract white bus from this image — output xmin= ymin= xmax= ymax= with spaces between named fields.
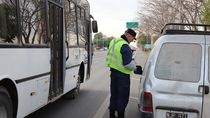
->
xmin=0 ymin=0 xmax=98 ymax=118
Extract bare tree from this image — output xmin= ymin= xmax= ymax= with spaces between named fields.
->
xmin=20 ymin=0 xmax=46 ymax=44
xmin=138 ymin=0 xmax=204 ymax=34
xmin=164 ymin=0 xmax=204 ymax=30
xmin=201 ymin=0 xmax=210 ymax=24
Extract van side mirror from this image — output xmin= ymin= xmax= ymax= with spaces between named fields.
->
xmin=92 ymin=20 xmax=98 ymax=33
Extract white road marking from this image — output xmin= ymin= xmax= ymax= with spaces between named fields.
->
xmin=93 ymin=95 xmax=110 ymax=118
xmin=131 ymin=77 xmax=140 ymax=81
xmin=93 ymin=94 xmax=139 ymax=118
xmin=130 ymin=96 xmax=138 ymax=101
xmin=93 ymin=75 xmax=140 ymax=118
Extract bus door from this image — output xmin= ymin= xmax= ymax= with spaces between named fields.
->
xmin=48 ymin=1 xmax=64 ymax=100
xmin=86 ymin=20 xmax=92 ymax=80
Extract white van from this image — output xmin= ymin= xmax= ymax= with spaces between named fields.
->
xmin=138 ymin=23 xmax=210 ymax=118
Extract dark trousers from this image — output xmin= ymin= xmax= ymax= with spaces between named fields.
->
xmin=109 ymin=70 xmax=130 ymax=113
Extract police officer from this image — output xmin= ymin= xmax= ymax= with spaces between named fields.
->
xmin=105 ymin=29 xmax=142 ymax=118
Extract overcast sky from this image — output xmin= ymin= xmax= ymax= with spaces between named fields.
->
xmin=88 ymin=0 xmax=140 ymax=37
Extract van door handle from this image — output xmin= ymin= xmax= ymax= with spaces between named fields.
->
xmin=205 ymin=86 xmax=210 ymax=94
xmin=198 ymin=85 xmax=209 ymax=94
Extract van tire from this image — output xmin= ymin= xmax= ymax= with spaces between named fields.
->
xmin=0 ymin=86 xmax=13 ymax=118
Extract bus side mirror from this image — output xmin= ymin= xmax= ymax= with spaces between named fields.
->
xmin=92 ymin=20 xmax=98 ymax=33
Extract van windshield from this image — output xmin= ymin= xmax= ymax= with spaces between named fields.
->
xmin=155 ymin=43 xmax=201 ymax=82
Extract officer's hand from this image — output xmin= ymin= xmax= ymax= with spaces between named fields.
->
xmin=134 ymin=65 xmax=143 ymax=75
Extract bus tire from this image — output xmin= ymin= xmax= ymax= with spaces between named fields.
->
xmin=0 ymin=86 xmax=13 ymax=118
xmin=71 ymin=74 xmax=81 ymax=99
xmin=63 ymin=75 xmax=81 ymax=99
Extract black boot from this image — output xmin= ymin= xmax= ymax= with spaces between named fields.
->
xmin=110 ymin=110 xmax=116 ymax=118
xmin=118 ymin=112 xmax=124 ymax=118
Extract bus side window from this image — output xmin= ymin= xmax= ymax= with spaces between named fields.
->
xmin=77 ymin=7 xmax=86 ymax=46
xmin=65 ymin=0 xmax=77 ymax=47
xmin=19 ymin=0 xmax=47 ymax=45
xmin=0 ymin=0 xmax=18 ymax=44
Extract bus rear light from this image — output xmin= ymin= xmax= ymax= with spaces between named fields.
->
xmin=143 ymin=92 xmax=153 ymax=112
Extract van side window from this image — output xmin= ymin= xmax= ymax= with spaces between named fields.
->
xmin=155 ymin=43 xmax=201 ymax=82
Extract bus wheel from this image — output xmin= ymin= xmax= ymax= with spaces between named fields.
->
xmin=63 ymin=75 xmax=81 ymax=99
xmin=71 ymin=75 xmax=81 ymax=99
xmin=0 ymin=86 xmax=13 ymax=118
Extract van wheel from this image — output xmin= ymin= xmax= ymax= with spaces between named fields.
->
xmin=0 ymin=86 xmax=13 ymax=118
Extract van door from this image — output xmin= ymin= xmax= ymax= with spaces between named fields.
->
xmin=153 ymin=35 xmax=204 ymax=118
xmin=202 ymin=35 xmax=210 ymax=118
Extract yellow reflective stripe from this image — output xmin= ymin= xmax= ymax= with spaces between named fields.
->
xmin=107 ymin=39 xmax=124 ymax=56
xmin=105 ymin=38 xmax=131 ymax=74
xmin=106 ymin=38 xmax=126 ymax=67
xmin=106 ymin=59 xmax=131 ymax=74
xmin=107 ymin=52 xmax=122 ymax=62
xmin=110 ymin=53 xmax=121 ymax=61
xmin=111 ymin=39 xmax=123 ymax=53
xmin=108 ymin=39 xmax=125 ymax=61
xmin=106 ymin=56 xmax=122 ymax=65
xmin=105 ymin=58 xmax=125 ymax=69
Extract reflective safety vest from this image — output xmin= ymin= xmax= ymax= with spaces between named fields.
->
xmin=105 ymin=38 xmax=132 ymax=74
